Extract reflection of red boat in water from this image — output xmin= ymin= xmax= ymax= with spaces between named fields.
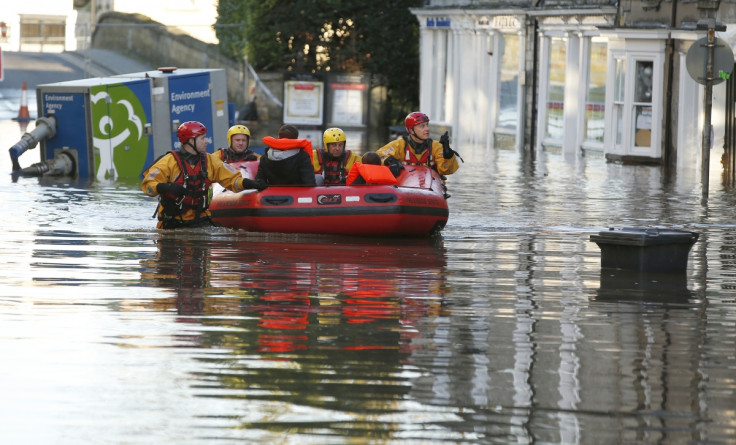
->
xmin=209 ymin=161 xmax=449 ymax=237
xmin=225 ymin=238 xmax=447 ymax=353
xmin=141 ymin=235 xmax=447 ymax=354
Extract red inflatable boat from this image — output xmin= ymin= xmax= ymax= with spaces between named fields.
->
xmin=209 ymin=161 xmax=449 ymax=237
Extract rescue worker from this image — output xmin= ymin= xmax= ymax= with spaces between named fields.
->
xmin=216 ymin=124 xmax=260 ymax=162
xmin=376 ymin=111 xmax=461 ymax=178
xmin=141 ymin=121 xmax=267 ymax=229
xmin=255 ymin=124 xmax=316 ymax=185
xmin=346 ymin=152 xmax=398 ymax=186
xmin=312 ymin=127 xmax=361 ymax=185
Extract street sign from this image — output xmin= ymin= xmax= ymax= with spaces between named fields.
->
xmin=686 ymin=36 xmax=734 ymax=85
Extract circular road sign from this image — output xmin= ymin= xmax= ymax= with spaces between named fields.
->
xmin=686 ymin=36 xmax=735 ymax=85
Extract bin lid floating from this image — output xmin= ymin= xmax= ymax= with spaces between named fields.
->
xmin=590 ymin=226 xmax=699 ymax=247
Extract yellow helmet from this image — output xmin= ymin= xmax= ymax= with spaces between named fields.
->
xmin=323 ymin=127 xmax=346 ymax=148
xmin=227 ymin=125 xmax=251 ymax=147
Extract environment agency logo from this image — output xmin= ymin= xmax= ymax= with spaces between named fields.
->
xmin=90 ymin=85 xmax=149 ymax=181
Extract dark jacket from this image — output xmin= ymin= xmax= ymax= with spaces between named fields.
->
xmin=255 ymin=148 xmax=316 ymax=185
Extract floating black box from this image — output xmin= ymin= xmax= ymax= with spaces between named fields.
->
xmin=590 ymin=226 xmax=699 ymax=272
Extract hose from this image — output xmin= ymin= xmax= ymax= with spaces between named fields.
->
xmin=14 ymin=149 xmax=76 ymax=177
xmin=8 ymin=115 xmax=58 ymax=171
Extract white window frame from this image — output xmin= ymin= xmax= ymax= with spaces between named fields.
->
xmin=603 ymin=37 xmax=665 ymax=159
xmin=492 ymin=30 xmax=525 ymax=150
xmin=536 ymin=31 xmax=569 ymax=151
xmin=578 ymin=35 xmax=608 ymax=152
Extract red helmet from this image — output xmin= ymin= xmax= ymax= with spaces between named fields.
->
xmin=177 ymin=121 xmax=207 ymax=144
xmin=405 ymin=112 xmax=429 ymax=133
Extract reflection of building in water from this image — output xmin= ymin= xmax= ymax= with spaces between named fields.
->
xmin=405 ymin=230 xmax=707 ymax=442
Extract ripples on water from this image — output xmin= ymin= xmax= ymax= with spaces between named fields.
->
xmin=2 ymin=125 xmax=736 ymax=443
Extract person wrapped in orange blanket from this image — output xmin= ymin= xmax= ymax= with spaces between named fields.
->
xmin=255 ymin=124 xmax=316 ymax=185
xmin=346 ymin=152 xmax=398 ymax=186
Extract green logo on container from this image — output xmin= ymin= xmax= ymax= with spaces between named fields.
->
xmin=90 ymin=84 xmax=149 ymax=180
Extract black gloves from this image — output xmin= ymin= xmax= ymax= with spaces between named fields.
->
xmin=439 ymin=131 xmax=453 ymax=159
xmin=439 ymin=131 xmax=463 ymax=162
xmin=243 ymin=178 xmax=267 ymax=191
xmin=156 ymin=182 xmax=186 ymax=197
xmin=384 ymin=157 xmax=405 ymax=177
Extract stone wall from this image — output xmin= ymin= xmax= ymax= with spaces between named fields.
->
xmin=91 ymin=11 xmax=388 ymax=149
xmin=92 ymin=12 xmax=247 ymax=102
xmin=91 ymin=11 xmax=286 ymax=140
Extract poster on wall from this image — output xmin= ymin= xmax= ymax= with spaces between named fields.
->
xmin=283 ymin=79 xmax=324 ymax=125
xmin=326 ymin=73 xmax=370 ymax=128
xmin=330 ymin=83 xmax=365 ymax=125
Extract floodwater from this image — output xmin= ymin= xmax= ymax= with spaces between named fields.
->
xmin=2 ymin=114 xmax=736 ymax=444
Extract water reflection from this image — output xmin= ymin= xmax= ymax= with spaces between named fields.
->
xmin=5 ymin=133 xmax=736 ymax=442
xmin=136 ymin=234 xmax=449 ymax=433
xmin=594 ymin=269 xmax=694 ymax=303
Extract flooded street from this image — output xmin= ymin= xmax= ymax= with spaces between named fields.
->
xmin=1 ymin=109 xmax=736 ymax=443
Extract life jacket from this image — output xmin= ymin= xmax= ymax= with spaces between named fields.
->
xmin=316 ymin=149 xmax=352 ymax=184
xmin=217 ymin=147 xmax=257 ymax=162
xmin=159 ymin=151 xmax=212 ymax=221
xmin=346 ymin=163 xmax=398 ymax=186
xmin=403 ymin=137 xmax=435 ymax=168
xmin=262 ymin=136 xmax=313 ymax=158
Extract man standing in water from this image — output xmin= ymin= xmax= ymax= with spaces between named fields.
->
xmin=141 ymin=121 xmax=266 ymax=229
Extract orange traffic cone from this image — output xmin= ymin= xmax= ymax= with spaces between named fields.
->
xmin=17 ymin=82 xmax=30 ymax=121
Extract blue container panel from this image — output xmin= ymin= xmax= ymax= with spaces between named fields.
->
xmin=168 ymin=73 xmax=214 ymax=153
xmin=40 ymin=92 xmax=93 ymax=177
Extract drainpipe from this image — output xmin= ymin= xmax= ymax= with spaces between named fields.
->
xmin=529 ymin=15 xmax=539 ymax=161
xmin=663 ymin=0 xmax=678 ymax=169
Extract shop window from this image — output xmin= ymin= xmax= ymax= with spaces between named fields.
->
xmin=545 ymin=37 xmax=566 ymax=140
xmin=584 ymin=40 xmax=607 ymax=144
xmin=497 ymin=33 xmax=519 ymax=131
xmin=613 ymin=57 xmax=625 ymax=146
xmin=634 ymin=61 xmax=653 ymax=147
xmin=604 ymin=44 xmax=663 ymax=159
xmin=425 ymin=29 xmax=449 ymax=124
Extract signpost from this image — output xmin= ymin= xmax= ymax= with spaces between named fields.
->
xmin=686 ymin=20 xmax=734 ymax=201
xmin=0 ymin=47 xmax=4 ymax=82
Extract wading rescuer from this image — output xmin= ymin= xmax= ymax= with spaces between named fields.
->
xmin=141 ymin=121 xmax=267 ymax=229
xmin=312 ymin=127 xmax=361 ymax=185
xmin=217 ymin=124 xmax=260 ymax=162
xmin=377 ymin=111 xmax=462 ymax=181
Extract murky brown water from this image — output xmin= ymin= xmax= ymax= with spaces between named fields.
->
xmin=2 ymin=118 xmax=736 ymax=444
